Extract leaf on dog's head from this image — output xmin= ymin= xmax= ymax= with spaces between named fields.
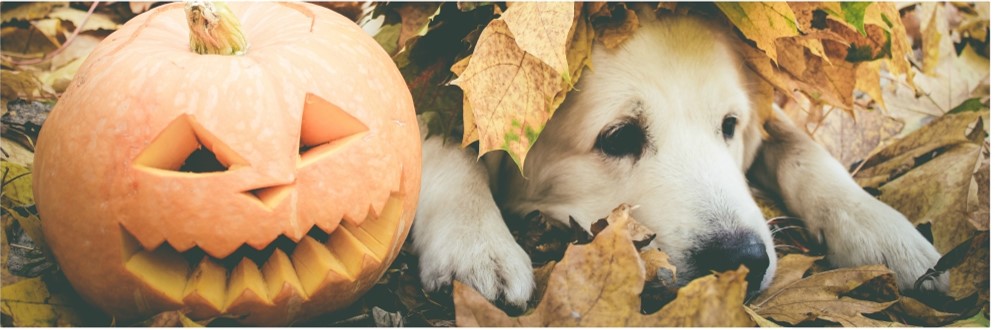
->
xmin=716 ymin=2 xmax=800 ymax=64
xmin=502 ymin=2 xmax=574 ymax=79
xmin=749 ymin=254 xmax=901 ymax=326
xmin=589 ymin=3 xmax=639 ymax=50
xmin=454 ymin=204 xmax=754 ymax=327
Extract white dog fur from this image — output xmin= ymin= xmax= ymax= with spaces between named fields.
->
xmin=412 ymin=13 xmax=947 ymax=308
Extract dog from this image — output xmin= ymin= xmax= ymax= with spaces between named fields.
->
xmin=411 ymin=12 xmax=948 ymax=308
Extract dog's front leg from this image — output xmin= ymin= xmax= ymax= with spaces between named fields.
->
xmin=412 ymin=136 xmax=534 ymax=308
xmin=749 ymin=110 xmax=947 ymax=293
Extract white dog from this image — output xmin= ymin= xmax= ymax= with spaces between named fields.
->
xmin=412 ymin=13 xmax=947 ymax=308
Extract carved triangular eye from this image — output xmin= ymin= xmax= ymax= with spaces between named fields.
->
xmin=134 ymin=115 xmax=247 ymax=173
xmin=298 ymin=93 xmax=369 ymax=162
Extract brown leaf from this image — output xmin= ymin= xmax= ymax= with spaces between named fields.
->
xmin=394 ymin=3 xmax=442 ymax=54
xmin=0 ymin=71 xmax=56 ymax=101
xmin=0 ymin=277 xmax=85 ymax=326
xmin=947 ymin=233 xmax=989 ymax=300
xmin=750 ymin=255 xmax=899 ymax=326
xmin=1 ymin=2 xmax=63 ymax=23
xmin=969 ymin=158 xmax=988 ymax=231
xmin=454 ymin=204 xmax=753 ymax=327
xmin=886 ymin=296 xmax=961 ymax=326
xmin=502 ymin=2 xmax=574 ymax=77
xmin=590 ymin=4 xmax=639 ymax=50
xmin=855 ymin=111 xmax=985 ymax=188
xmin=787 ymin=105 xmax=904 ymax=167
xmin=452 ymin=19 xmax=562 ymax=168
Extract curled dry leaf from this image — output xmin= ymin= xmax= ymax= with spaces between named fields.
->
xmin=750 ymin=254 xmax=900 ymax=326
xmin=454 ymin=204 xmax=753 ymax=327
xmin=589 ymin=3 xmax=639 ymax=50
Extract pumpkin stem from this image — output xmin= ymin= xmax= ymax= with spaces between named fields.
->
xmin=185 ymin=1 xmax=247 ymax=55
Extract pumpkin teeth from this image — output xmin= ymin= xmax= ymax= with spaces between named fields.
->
xmin=121 ymin=193 xmax=406 ymax=318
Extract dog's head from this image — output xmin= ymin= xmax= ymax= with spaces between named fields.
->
xmin=502 ymin=14 xmax=777 ymax=293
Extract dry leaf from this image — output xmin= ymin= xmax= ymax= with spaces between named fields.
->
xmin=947 ymin=233 xmax=989 ymax=301
xmin=129 ymin=2 xmax=155 ymax=15
xmin=0 ymin=71 xmax=56 ymax=101
xmin=786 ymin=105 xmax=904 ymax=167
xmin=47 ymin=6 xmax=119 ymax=32
xmin=502 ymin=2 xmax=575 ymax=78
xmin=716 ymin=2 xmax=800 ymax=63
xmin=590 ymin=4 xmax=639 ymax=50
xmin=1 ymin=2 xmax=64 ymax=23
xmin=394 ymin=3 xmax=442 ymax=54
xmin=750 ymin=254 xmax=899 ymax=326
xmin=853 ymin=111 xmax=986 ymax=256
xmin=452 ymin=19 xmax=562 ymax=167
xmin=886 ymin=296 xmax=961 ymax=326
xmin=0 ymin=277 xmax=84 ymax=326
xmin=454 ymin=204 xmax=753 ymax=327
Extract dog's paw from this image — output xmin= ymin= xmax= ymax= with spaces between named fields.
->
xmin=819 ymin=198 xmax=948 ymax=294
xmin=417 ymin=232 xmax=535 ymax=308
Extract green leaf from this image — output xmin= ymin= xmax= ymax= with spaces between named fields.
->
xmin=948 ymin=98 xmax=987 ymax=114
xmin=841 ymin=2 xmax=872 ymax=36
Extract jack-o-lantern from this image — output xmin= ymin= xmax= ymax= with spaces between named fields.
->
xmin=33 ymin=1 xmax=420 ymax=325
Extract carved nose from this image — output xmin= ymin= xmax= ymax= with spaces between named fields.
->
xmin=690 ymin=231 xmax=770 ymax=294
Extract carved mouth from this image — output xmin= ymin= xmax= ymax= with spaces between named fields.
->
xmin=120 ymin=192 xmax=404 ymax=318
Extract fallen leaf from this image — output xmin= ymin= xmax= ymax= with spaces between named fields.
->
xmin=717 ymin=2 xmax=800 ymax=63
xmin=886 ymin=296 xmax=961 ymax=326
xmin=590 ymin=4 xmax=639 ymax=50
xmin=47 ymin=6 xmax=120 ymax=32
xmin=1 ymin=151 xmax=34 ymax=206
xmin=371 ymin=306 xmax=404 ymax=327
xmin=5 ymin=220 xmax=54 ymax=277
xmin=502 ymin=2 xmax=575 ymax=78
xmin=946 ymin=233 xmax=989 ymax=301
xmin=755 ymin=254 xmax=823 ymax=300
xmin=855 ymin=111 xmax=985 ymax=189
xmin=136 ymin=310 xmax=208 ymax=327
xmin=946 ymin=311 xmax=990 ymax=327
xmin=1 ymin=2 xmax=64 ymax=23
xmin=455 ymin=204 xmax=753 ymax=327
xmin=452 ymin=19 xmax=562 ymax=168
xmin=745 ymin=306 xmax=782 ymax=327
xmin=968 ymin=158 xmax=988 ymax=231
xmin=750 ymin=254 xmax=899 ymax=326
xmin=794 ymin=106 xmax=905 ymax=168
xmin=0 ymin=71 xmax=56 ymax=101
xmin=0 ymin=277 xmax=85 ymax=326
xmin=394 ymin=3 xmax=442 ymax=54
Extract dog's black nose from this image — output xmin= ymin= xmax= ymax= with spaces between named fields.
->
xmin=690 ymin=232 xmax=770 ymax=294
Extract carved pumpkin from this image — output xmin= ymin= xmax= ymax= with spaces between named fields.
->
xmin=33 ymin=2 xmax=420 ymax=325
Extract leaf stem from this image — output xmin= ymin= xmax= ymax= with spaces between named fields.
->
xmin=185 ymin=1 xmax=247 ymax=55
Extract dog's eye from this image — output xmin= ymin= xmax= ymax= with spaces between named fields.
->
xmin=722 ymin=115 xmax=738 ymax=140
xmin=596 ymin=121 xmax=645 ymax=158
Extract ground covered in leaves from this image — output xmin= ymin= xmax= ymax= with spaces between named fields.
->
xmin=1 ymin=1 xmax=991 ymax=327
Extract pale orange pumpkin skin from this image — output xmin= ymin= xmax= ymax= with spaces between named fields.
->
xmin=33 ymin=2 xmax=420 ymax=325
